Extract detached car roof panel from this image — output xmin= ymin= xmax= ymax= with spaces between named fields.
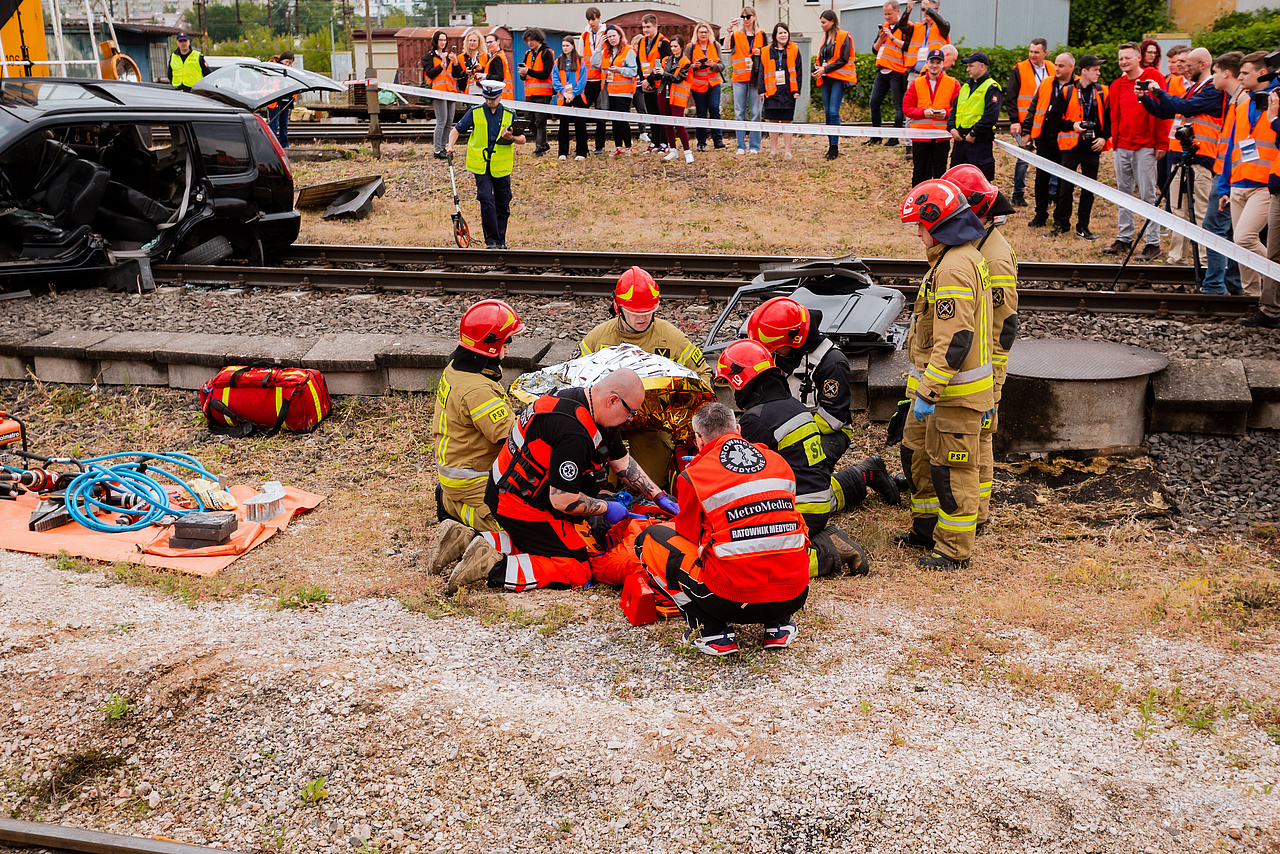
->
xmin=0 ymin=78 xmax=245 ymax=123
xmin=193 ymin=61 xmax=343 ymax=111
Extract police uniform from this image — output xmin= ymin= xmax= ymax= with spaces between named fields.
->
xmin=432 ymin=350 xmax=516 ymax=531
xmin=573 ymin=316 xmax=711 ymax=488
xmin=484 ymin=387 xmax=629 ymax=591
xmin=902 ymin=238 xmax=994 ymax=564
xmin=975 ymin=222 xmax=1018 ymax=526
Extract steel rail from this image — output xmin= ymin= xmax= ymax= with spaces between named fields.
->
xmin=273 ymin=245 xmax=1202 ymax=290
xmin=152 ymin=262 xmax=1251 ymax=317
xmin=0 ymin=818 xmax=243 ymax=854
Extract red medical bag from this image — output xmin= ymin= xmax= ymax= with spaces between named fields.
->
xmin=199 ymin=366 xmax=331 ymax=437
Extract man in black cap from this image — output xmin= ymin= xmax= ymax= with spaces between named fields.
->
xmin=948 ymin=51 xmax=1002 ymax=179
xmin=169 ymin=33 xmax=210 ymax=91
xmin=903 ymin=47 xmax=959 ymax=183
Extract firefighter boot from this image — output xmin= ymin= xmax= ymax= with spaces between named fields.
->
xmin=826 ymin=524 xmax=870 ymax=575
xmin=918 ymin=550 xmax=970 ymax=572
xmin=808 ymin=530 xmax=843 ymax=578
xmin=854 ymin=454 xmax=900 ymax=506
xmin=893 ymin=515 xmax=936 ymax=552
xmin=447 ymin=536 xmax=503 ymax=594
xmin=430 ymin=519 xmax=475 ymax=575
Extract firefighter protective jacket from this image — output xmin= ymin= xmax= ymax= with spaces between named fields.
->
xmin=672 ymin=431 xmax=810 ymax=603
xmin=433 ymin=358 xmax=516 ymax=505
xmin=736 ymin=369 xmax=835 ymax=517
xmin=776 ymin=326 xmax=852 ymax=437
xmin=976 ymin=225 xmax=1018 ymax=404
xmin=574 ymin=317 xmax=713 ymax=385
xmin=906 ymin=240 xmax=995 ymax=412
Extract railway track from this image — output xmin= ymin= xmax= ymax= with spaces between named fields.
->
xmin=152 ymin=245 xmax=1252 ymax=318
xmin=0 ymin=818 xmax=240 ymax=854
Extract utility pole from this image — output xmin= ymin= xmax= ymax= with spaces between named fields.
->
xmin=363 ymin=0 xmax=382 ymax=158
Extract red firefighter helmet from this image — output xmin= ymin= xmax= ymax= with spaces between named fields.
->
xmin=941 ymin=164 xmax=999 ymax=219
xmin=715 ymin=339 xmax=777 ymax=391
xmin=900 ymin=179 xmax=969 ymax=233
xmin=614 ymin=266 xmax=660 ymax=313
xmin=458 ymin=299 xmax=526 ymax=357
xmin=747 ymin=297 xmax=810 ymax=351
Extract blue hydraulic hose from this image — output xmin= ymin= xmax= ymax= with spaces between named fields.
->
xmin=59 ymin=452 xmax=217 ymax=533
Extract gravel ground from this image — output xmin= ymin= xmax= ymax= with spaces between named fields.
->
xmin=1147 ymin=432 xmax=1280 ymax=531
xmin=2 ymin=549 xmax=1278 ymax=853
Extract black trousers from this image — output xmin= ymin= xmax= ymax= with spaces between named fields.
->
xmin=643 ymin=88 xmax=663 ymax=145
xmin=474 ymin=171 xmax=511 ymax=247
xmin=585 ymin=80 xmax=608 ymax=150
xmin=558 ymin=94 xmax=589 ymax=157
xmin=912 ymin=139 xmax=951 ymax=185
xmin=950 ymin=138 xmax=994 ymax=180
xmin=868 ymin=69 xmax=906 ymax=130
xmin=1034 ymin=140 xmax=1063 ymax=218
xmin=525 ymin=94 xmax=551 ymax=152
xmin=608 ymin=95 xmax=632 ymax=148
xmin=1055 ymin=145 xmax=1101 ymax=232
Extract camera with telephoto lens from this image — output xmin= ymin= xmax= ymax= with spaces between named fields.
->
xmin=1173 ymin=122 xmax=1196 ymax=153
xmin=1258 ymin=49 xmax=1280 ymax=82
xmin=1079 ymin=121 xmax=1099 ymax=145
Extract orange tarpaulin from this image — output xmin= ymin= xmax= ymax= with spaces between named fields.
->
xmin=0 ymin=485 xmax=324 ymax=576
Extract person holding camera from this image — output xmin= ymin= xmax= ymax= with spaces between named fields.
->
xmin=1139 ymin=47 xmax=1234 ymax=290
xmin=459 ymin=29 xmax=488 ymax=96
xmin=1102 ymin=42 xmax=1169 ymax=261
xmin=447 ymin=79 xmax=528 ymax=250
xmin=1026 ymin=52 xmax=1076 ymax=230
xmin=1047 ymin=54 xmax=1110 ymax=240
xmin=518 ymin=28 xmax=554 ymax=157
xmin=424 ymin=30 xmax=467 ymax=160
xmin=1215 ymin=51 xmax=1280 ymax=300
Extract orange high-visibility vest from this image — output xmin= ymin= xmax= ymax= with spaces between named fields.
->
xmin=427 ymin=52 xmax=460 ymax=94
xmin=908 ymin=72 xmax=958 ymax=130
xmin=1013 ymin=59 xmax=1047 ymax=123
xmin=1171 ymin=78 xmax=1222 ymax=159
xmin=488 ymin=50 xmax=514 ymax=100
xmin=666 ymin=55 xmax=692 ymax=109
xmin=904 ymin=19 xmax=948 ymax=70
xmin=816 ymin=29 xmax=857 ymax=86
xmin=874 ymin=23 xmax=908 ymax=73
xmin=1029 ymin=75 xmax=1076 ymax=139
xmin=688 ymin=41 xmax=722 ymax=92
xmin=555 ymin=61 xmax=579 ymax=106
xmin=762 ymin=42 xmax=799 ymax=98
xmin=523 ymin=46 xmax=553 ymax=98
xmin=729 ymin=30 xmax=766 ymax=82
xmin=1217 ymin=94 xmax=1279 ymax=184
xmin=582 ymin=27 xmax=604 ymax=81
xmin=636 ymin=33 xmax=669 ymax=80
xmin=603 ymin=43 xmax=636 ymax=96
xmin=1057 ymin=81 xmax=1109 ymax=150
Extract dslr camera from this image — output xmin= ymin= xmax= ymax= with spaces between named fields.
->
xmin=1079 ymin=121 xmax=1099 ymax=145
xmin=1173 ymin=122 xmax=1196 ymax=154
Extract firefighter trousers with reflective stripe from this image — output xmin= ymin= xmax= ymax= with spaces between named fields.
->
xmin=924 ymin=406 xmax=982 ymax=561
xmin=440 ymin=484 xmax=503 ymax=532
xmin=978 ymin=405 xmax=998 ymax=525
xmin=901 ymin=410 xmax=938 ymax=545
xmin=636 ymin=524 xmax=808 ymax=633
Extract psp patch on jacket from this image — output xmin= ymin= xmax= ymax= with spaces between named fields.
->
xmin=936 ymin=298 xmax=956 ymax=319
xmin=719 ymin=438 xmax=767 ymax=474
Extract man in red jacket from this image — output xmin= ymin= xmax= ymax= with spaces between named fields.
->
xmin=636 ymin=402 xmax=811 ymax=656
xmin=1102 ymin=41 xmax=1171 ymax=261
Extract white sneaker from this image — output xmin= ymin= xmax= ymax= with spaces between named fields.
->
xmin=446 ymin=536 xmax=502 ymax=595
xmin=684 ymin=149 xmax=694 ymax=163
xmin=639 ymin=132 xmax=651 ymax=144
xmin=735 ymin=147 xmax=746 ymax=155
xmin=558 ymin=154 xmax=566 ymax=161
xmin=748 ymin=148 xmax=760 ymax=155
xmin=624 ymin=147 xmax=633 ymax=156
xmin=575 ymin=155 xmax=585 ymax=161
xmin=663 ymin=148 xmax=678 ymax=161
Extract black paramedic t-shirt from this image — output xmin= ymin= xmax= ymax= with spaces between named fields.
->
xmin=538 ymin=387 xmax=628 ymax=495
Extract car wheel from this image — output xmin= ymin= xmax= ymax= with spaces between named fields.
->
xmin=175 ymin=235 xmax=234 ymax=266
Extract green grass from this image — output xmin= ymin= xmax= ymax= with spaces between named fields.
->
xmin=100 ymin=692 xmax=131 ymax=721
xmin=277 ymin=586 xmax=333 ymax=610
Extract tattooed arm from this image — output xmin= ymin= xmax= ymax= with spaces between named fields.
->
xmin=549 ymin=487 xmax=609 ymax=517
xmin=609 ymin=454 xmax=662 ymax=500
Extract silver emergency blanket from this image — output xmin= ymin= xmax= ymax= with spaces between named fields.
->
xmin=509 ymin=344 xmax=716 ymax=443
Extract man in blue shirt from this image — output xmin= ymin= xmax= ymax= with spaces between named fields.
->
xmin=446 ymin=79 xmax=528 ymax=249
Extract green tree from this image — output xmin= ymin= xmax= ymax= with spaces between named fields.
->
xmin=1194 ymin=8 xmax=1280 ymax=56
xmin=1068 ymin=0 xmax=1170 ymax=46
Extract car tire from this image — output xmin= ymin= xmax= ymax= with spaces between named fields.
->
xmin=175 ymin=235 xmax=233 ymax=266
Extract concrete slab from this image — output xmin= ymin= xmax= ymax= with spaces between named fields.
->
xmin=99 ymin=360 xmax=170 ymax=387
xmin=1242 ymin=358 xmax=1280 ymax=430
xmin=325 ymin=369 xmax=389 ymax=396
xmin=867 ymin=350 xmax=911 ymax=422
xmin=154 ymin=334 xmax=314 ymax=368
xmin=20 ymin=328 xmax=114 ymax=359
xmin=86 ymin=332 xmax=181 ymax=362
xmin=167 ymin=363 xmax=218 ymax=391
xmin=0 ymin=331 xmax=29 ymax=380
xmin=152 ymin=334 xmax=241 ymax=368
xmin=305 ymin=334 xmax=406 ymax=373
xmin=34 ymin=356 xmax=97 ymax=385
xmin=388 ymin=366 xmax=443 ymax=393
xmin=1149 ymin=358 xmax=1252 ymax=435
xmin=847 ymin=352 xmax=870 ymax=384
xmin=374 ymin=334 xmax=455 ymax=370
xmin=505 ymin=336 xmax=553 ymax=371
xmin=535 ymin=339 xmax=580 ymax=370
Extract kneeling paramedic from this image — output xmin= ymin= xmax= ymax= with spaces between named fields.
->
xmin=446 ymin=368 xmax=679 ymax=593
xmin=635 ymin=402 xmax=811 ymax=656
xmin=446 ymin=78 xmax=526 ymax=249
xmin=716 ymin=340 xmax=868 ymax=578
xmin=897 ymin=178 xmax=994 ymax=571
xmin=430 ymin=299 xmax=525 ymax=573
xmin=747 ymin=296 xmax=903 ymax=511
xmin=574 ymin=267 xmax=713 ymax=489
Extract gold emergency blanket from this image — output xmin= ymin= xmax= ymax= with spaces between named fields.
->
xmin=510 ymin=344 xmax=716 ymax=443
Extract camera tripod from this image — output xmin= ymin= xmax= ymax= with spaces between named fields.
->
xmin=1110 ymin=134 xmax=1203 ymax=289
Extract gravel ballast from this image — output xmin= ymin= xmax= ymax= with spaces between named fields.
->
xmin=2 ymin=550 xmax=1278 ymax=853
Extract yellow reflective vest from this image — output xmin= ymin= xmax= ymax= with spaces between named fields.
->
xmin=170 ymin=49 xmax=205 ymax=88
xmin=464 ymin=104 xmax=515 ymax=178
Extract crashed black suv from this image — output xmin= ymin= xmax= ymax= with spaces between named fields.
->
xmin=0 ymin=64 xmax=340 ymax=287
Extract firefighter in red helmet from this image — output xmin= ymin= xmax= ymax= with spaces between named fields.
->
xmin=896 ymin=178 xmax=994 ymax=571
xmin=746 ymin=296 xmax=902 ymax=513
xmin=429 ymin=299 xmax=526 ymax=573
xmin=573 ymin=266 xmax=713 ymax=488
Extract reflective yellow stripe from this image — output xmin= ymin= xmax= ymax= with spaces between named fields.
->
xmin=796 ymin=500 xmax=832 ymax=514
xmin=808 ymin=548 xmax=819 ymax=578
xmin=439 ymin=472 xmax=486 ymax=489
xmin=989 ymin=276 xmax=1016 ymax=285
xmin=933 ymin=287 xmax=974 ymax=299
xmin=924 ymin=365 xmax=954 ymax=384
xmin=911 ymin=496 xmax=939 ymax=513
xmin=937 ymin=509 xmax=977 ymax=532
xmin=979 ymin=481 xmax=992 ymax=497
xmin=992 ymin=353 xmax=1009 ymax=366
xmin=469 ymin=397 xmax=506 ymax=419
xmin=939 ymin=375 xmax=994 ymax=397
xmin=275 ymin=386 xmax=283 ymax=421
xmin=777 ymin=421 xmax=820 ymax=451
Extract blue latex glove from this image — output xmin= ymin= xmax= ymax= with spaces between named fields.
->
xmin=913 ymin=397 xmax=935 ymax=422
xmin=655 ymin=493 xmax=679 ymax=516
xmin=602 ymin=501 xmax=631 ymax=525
xmin=983 ymin=407 xmax=995 ymax=421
